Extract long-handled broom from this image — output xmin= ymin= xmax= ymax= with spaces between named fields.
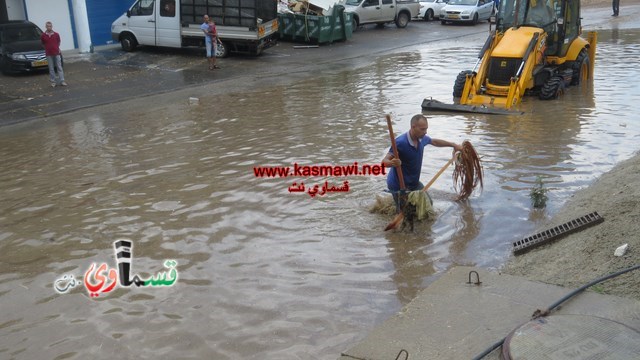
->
xmin=384 ymin=155 xmax=455 ymax=231
xmin=383 ymin=119 xmax=483 ymax=231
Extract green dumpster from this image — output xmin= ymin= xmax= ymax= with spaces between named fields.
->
xmin=277 ymin=13 xmax=296 ymax=41
xmin=342 ymin=10 xmax=354 ymax=40
xmin=282 ymin=5 xmax=352 ymax=44
xmin=329 ymin=5 xmax=352 ymax=42
xmin=293 ymin=14 xmax=324 ymax=43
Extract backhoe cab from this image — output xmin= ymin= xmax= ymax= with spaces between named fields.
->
xmin=423 ymin=0 xmax=597 ymax=114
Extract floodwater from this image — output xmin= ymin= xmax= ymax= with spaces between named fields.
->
xmin=1 ymin=29 xmax=639 ymax=359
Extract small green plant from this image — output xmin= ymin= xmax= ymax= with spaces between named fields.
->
xmin=530 ymin=176 xmax=549 ymax=209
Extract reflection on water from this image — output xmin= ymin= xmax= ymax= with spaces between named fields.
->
xmin=1 ymin=29 xmax=640 ymax=359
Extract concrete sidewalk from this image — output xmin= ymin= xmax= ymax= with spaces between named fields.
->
xmin=339 ymin=266 xmax=640 ymax=360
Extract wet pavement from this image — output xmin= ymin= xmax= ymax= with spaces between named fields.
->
xmin=339 ymin=266 xmax=640 ymax=360
xmin=1 ymin=4 xmax=640 ymax=360
xmin=1 ymin=4 xmax=632 ymax=127
xmin=2 ymin=20 xmax=488 ymax=126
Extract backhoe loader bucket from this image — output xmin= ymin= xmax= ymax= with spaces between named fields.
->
xmin=421 ymin=98 xmax=525 ymax=115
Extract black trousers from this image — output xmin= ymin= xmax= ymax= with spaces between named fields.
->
xmin=612 ymin=0 xmax=620 ymax=15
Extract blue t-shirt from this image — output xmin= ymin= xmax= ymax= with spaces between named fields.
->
xmin=201 ymin=22 xmax=212 ymax=44
xmin=386 ymin=132 xmax=432 ymax=192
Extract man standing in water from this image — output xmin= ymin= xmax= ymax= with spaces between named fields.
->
xmin=381 ymin=114 xmax=462 ymax=212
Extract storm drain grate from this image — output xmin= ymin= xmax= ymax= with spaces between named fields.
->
xmin=513 ymin=212 xmax=604 ymax=255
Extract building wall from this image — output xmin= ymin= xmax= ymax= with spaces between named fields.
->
xmin=86 ymin=0 xmax=131 ymax=46
xmin=25 ymin=0 xmax=75 ymax=50
xmin=7 ymin=0 xmax=136 ymax=50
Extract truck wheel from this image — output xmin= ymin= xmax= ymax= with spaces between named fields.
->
xmin=395 ymin=12 xmax=410 ymax=28
xmin=539 ymin=76 xmax=565 ymax=100
xmin=120 ymin=34 xmax=137 ymax=52
xmin=570 ymin=49 xmax=589 ymax=86
xmin=453 ymin=70 xmax=474 ymax=98
xmin=424 ymin=9 xmax=434 ymax=21
xmin=216 ymin=41 xmax=228 ymax=58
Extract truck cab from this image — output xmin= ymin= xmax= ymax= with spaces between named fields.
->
xmin=112 ymin=0 xmax=181 ymax=50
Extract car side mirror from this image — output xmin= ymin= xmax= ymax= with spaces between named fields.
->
xmin=127 ymin=9 xmax=131 ymax=17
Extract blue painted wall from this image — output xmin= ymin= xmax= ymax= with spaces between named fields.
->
xmin=86 ymin=0 xmax=131 ymax=46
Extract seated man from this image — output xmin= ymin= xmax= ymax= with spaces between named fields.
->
xmin=525 ymin=0 xmax=554 ymax=27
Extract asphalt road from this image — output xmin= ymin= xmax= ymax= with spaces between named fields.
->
xmin=0 ymin=4 xmax=629 ymax=127
xmin=0 ymin=19 xmax=489 ymax=127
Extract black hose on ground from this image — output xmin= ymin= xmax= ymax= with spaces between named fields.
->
xmin=471 ymin=263 xmax=640 ymax=360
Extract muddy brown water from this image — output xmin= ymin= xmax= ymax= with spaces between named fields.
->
xmin=1 ymin=29 xmax=639 ymax=359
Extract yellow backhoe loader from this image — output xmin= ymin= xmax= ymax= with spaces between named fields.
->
xmin=422 ymin=0 xmax=597 ymax=115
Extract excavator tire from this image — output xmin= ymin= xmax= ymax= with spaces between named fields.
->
xmin=570 ymin=49 xmax=590 ymax=86
xmin=539 ymin=75 xmax=565 ymax=100
xmin=453 ymin=70 xmax=474 ymax=98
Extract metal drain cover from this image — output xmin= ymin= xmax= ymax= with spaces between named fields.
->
xmin=502 ymin=314 xmax=640 ymax=359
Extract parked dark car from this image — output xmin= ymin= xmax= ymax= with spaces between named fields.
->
xmin=0 ymin=20 xmax=48 ymax=74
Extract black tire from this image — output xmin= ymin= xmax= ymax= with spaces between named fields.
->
xmin=395 ymin=12 xmax=410 ymax=28
xmin=424 ymin=9 xmax=434 ymax=21
xmin=571 ymin=49 xmax=589 ymax=86
xmin=539 ymin=76 xmax=565 ymax=100
xmin=472 ymin=13 xmax=479 ymax=25
xmin=441 ymin=20 xmax=447 ymax=25
xmin=120 ymin=33 xmax=137 ymax=52
xmin=352 ymin=17 xmax=359 ymax=32
xmin=453 ymin=70 xmax=474 ymax=98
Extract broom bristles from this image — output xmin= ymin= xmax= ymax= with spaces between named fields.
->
xmin=370 ymin=194 xmax=397 ymax=216
xmin=384 ymin=213 xmax=404 ymax=231
xmin=453 ymin=140 xmax=484 ymax=200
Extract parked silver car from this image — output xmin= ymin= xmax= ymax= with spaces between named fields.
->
xmin=439 ymin=0 xmax=494 ymax=24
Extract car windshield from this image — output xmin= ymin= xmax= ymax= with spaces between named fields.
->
xmin=1 ymin=26 xmax=41 ymax=43
xmin=447 ymin=0 xmax=478 ymax=5
xmin=345 ymin=0 xmax=363 ymax=5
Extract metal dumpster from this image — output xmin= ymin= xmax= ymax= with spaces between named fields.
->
xmin=277 ymin=5 xmax=352 ymax=44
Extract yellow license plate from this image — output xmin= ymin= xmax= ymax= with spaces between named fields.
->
xmin=32 ymin=59 xmax=48 ymax=67
xmin=448 ymin=14 xmax=460 ymax=19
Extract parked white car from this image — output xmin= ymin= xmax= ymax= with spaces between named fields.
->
xmin=344 ymin=0 xmax=420 ymax=30
xmin=417 ymin=0 xmax=448 ymax=21
xmin=439 ymin=0 xmax=494 ymax=24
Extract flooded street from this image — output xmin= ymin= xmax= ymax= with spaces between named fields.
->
xmin=2 ymin=27 xmax=640 ymax=359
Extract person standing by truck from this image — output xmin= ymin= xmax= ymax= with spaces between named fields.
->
xmin=200 ymin=15 xmax=220 ymax=70
xmin=40 ymin=21 xmax=66 ymax=87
